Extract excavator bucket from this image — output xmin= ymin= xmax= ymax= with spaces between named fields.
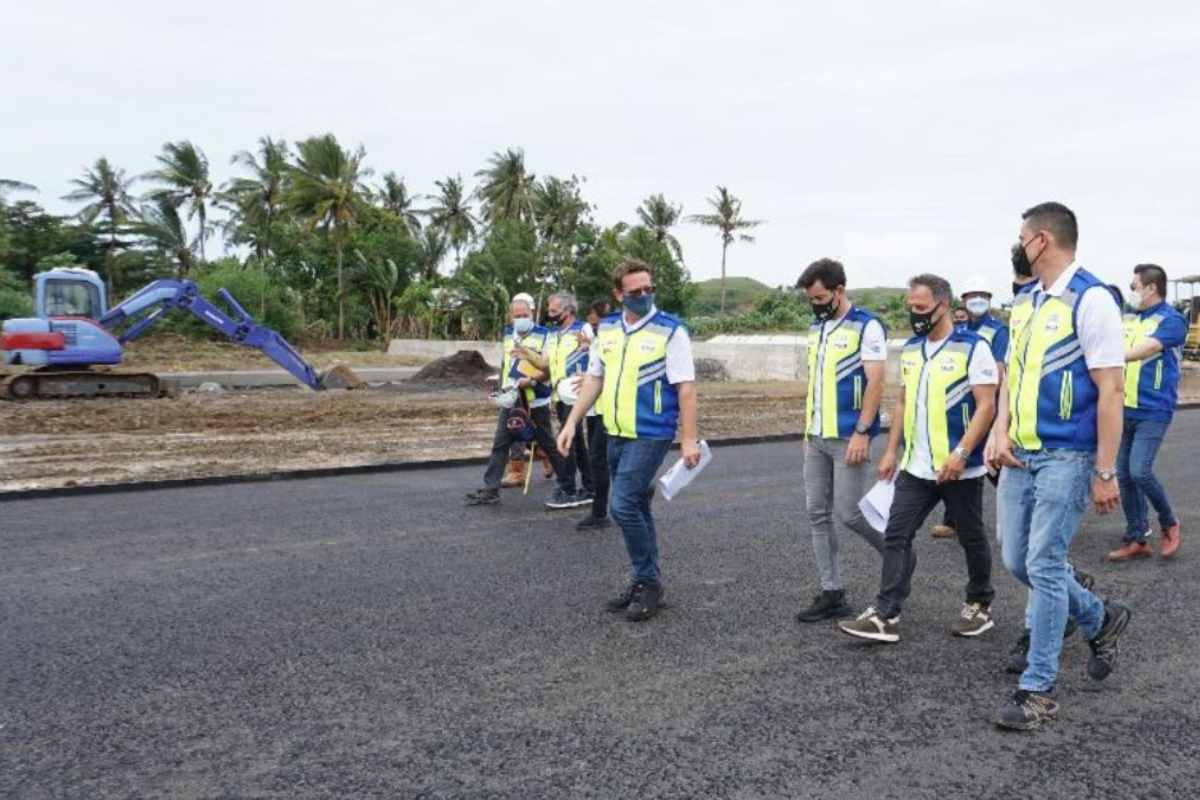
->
xmin=317 ymin=363 xmax=367 ymax=391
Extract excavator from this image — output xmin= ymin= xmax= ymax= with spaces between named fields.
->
xmin=1 ymin=267 xmax=339 ymax=399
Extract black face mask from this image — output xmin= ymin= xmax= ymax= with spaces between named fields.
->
xmin=545 ymin=314 xmax=562 ymax=328
xmin=810 ymin=297 xmax=838 ymax=322
xmin=909 ymin=305 xmax=943 ymax=337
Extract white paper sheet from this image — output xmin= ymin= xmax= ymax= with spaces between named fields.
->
xmin=658 ymin=440 xmax=713 ymax=501
xmin=858 ymin=479 xmax=896 ymax=533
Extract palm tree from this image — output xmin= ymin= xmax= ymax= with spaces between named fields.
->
xmin=375 ymin=172 xmax=423 ymax=236
xmin=144 ymin=140 xmax=214 ymax=262
xmin=354 ymin=249 xmax=403 ymax=348
xmin=688 ymin=186 xmax=765 ymax=315
xmin=221 ymin=136 xmax=290 ymax=262
xmin=132 ymin=197 xmax=194 ymax=276
xmin=475 ymin=147 xmax=535 ymax=225
xmin=533 ymin=175 xmax=589 ymax=301
xmin=428 ymin=175 xmax=477 ymax=269
xmin=0 ymin=179 xmax=37 ymax=203
xmin=62 ymin=158 xmax=138 ymax=296
xmin=286 ymin=133 xmax=371 ymax=339
xmin=637 ymin=193 xmax=684 ymax=262
xmin=418 ymin=226 xmax=448 ymax=281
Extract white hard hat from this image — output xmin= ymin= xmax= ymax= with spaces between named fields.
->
xmin=512 ymin=292 xmax=535 ymax=307
xmin=489 ymin=388 xmax=519 ymax=409
xmin=960 ymin=274 xmax=992 ymax=298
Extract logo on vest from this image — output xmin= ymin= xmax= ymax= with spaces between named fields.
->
xmin=639 ymin=341 xmax=657 ymax=354
xmin=940 ymin=360 xmax=957 ymax=372
xmin=1044 ymin=314 xmax=1061 ymax=334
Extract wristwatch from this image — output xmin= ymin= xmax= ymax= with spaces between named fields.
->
xmin=853 ymin=422 xmax=870 ymax=435
xmin=952 ymin=446 xmax=969 ymax=461
xmin=1094 ymin=467 xmax=1117 ymax=482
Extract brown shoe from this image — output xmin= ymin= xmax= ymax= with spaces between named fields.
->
xmin=1161 ymin=523 xmax=1181 ymax=559
xmin=1107 ymin=540 xmax=1152 ymax=562
xmin=931 ymin=524 xmax=956 ymax=539
xmin=500 ymin=458 xmax=526 ymax=488
xmin=538 ymin=449 xmax=554 ymax=479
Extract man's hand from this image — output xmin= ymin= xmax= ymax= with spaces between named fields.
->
xmin=877 ymin=449 xmax=898 ymax=482
xmin=844 ymin=432 xmax=870 ymax=465
xmin=556 ymin=425 xmax=575 ymax=458
xmin=576 ymin=330 xmax=592 ymax=349
xmin=937 ymin=451 xmax=965 ymax=485
xmin=989 ymin=435 xmax=1025 ymax=470
xmin=1093 ymin=475 xmax=1119 ymax=514
xmin=681 ymin=439 xmax=701 ymax=469
xmin=515 ymin=377 xmax=532 ymax=389
xmin=510 ymin=345 xmax=532 ymax=361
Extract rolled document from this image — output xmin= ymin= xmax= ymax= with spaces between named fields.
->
xmin=658 ymin=440 xmax=713 ymax=501
xmin=858 ymin=479 xmax=896 ymax=533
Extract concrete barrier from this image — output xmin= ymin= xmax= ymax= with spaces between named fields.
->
xmin=388 ymin=335 xmax=905 ymax=382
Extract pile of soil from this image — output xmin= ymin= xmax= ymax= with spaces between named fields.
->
xmin=321 ymin=363 xmax=367 ymax=390
xmin=399 ymin=350 xmax=497 ymax=391
xmin=695 ymin=358 xmax=731 ymax=382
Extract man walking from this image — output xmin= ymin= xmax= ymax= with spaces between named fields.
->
xmin=537 ymin=291 xmax=594 ymax=509
xmin=1107 ymin=263 xmax=1186 ymax=561
xmin=558 ymin=258 xmax=700 ymax=622
xmin=991 ymin=202 xmax=1133 ymax=730
xmin=576 ymin=299 xmax=616 ymax=530
xmin=839 ymin=274 xmax=997 ymax=643
xmin=795 ymin=258 xmax=888 ymax=623
xmin=466 ymin=296 xmax=578 ymax=507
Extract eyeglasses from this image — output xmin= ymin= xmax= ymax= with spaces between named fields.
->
xmin=624 ymin=286 xmax=656 ymax=298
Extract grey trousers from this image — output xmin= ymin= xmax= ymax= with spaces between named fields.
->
xmin=803 ymin=436 xmax=885 ymax=592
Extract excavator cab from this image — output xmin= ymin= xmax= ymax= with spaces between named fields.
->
xmin=36 ymin=268 xmax=106 ymax=320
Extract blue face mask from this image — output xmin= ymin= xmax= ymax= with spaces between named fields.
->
xmin=512 ymin=317 xmax=534 ymax=336
xmin=622 ymin=292 xmax=654 ymax=318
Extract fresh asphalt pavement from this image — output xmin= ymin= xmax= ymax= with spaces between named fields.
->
xmin=3 ymin=413 xmax=1199 ymax=799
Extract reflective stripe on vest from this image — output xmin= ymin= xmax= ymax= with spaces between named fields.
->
xmin=595 ymin=312 xmax=682 ymax=439
xmin=501 ymin=325 xmax=551 ymax=405
xmin=549 ymin=320 xmax=589 ymax=387
xmin=899 ymin=334 xmax=983 ymax=471
xmin=1006 ymin=270 xmax=1106 ymax=451
xmin=1123 ymin=307 xmax=1181 ymax=413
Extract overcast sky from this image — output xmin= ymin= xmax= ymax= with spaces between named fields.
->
xmin=4 ymin=1 xmax=1199 ymax=299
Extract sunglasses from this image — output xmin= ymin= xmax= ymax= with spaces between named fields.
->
xmin=624 ymin=286 xmax=656 ymax=298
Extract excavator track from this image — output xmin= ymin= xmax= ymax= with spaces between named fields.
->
xmin=1 ymin=370 xmax=161 ymax=400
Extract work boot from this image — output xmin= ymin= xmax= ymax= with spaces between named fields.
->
xmin=1087 ymin=600 xmax=1133 ymax=682
xmin=995 ymin=689 xmax=1059 ymax=731
xmin=464 ymin=488 xmax=500 ymax=506
xmin=796 ymin=590 xmax=854 ymax=623
xmin=606 ymin=582 xmax=640 ymax=612
xmin=500 ymin=458 xmax=526 ymax=488
xmin=1161 ymin=523 xmax=1182 ymax=559
xmin=931 ymin=524 xmax=956 ymax=539
xmin=626 ymin=582 xmax=664 ymax=622
xmin=1106 ymin=540 xmax=1152 ymax=562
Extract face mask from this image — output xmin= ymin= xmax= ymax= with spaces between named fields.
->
xmin=965 ymin=298 xmax=991 ymax=317
xmin=512 ymin=317 xmax=534 ymax=336
xmin=545 ymin=313 xmax=562 ymax=328
xmin=810 ymin=298 xmax=837 ymax=322
xmin=1010 ymin=243 xmax=1033 ymax=277
xmin=623 ymin=292 xmax=654 ymax=318
xmin=909 ymin=305 xmax=942 ymax=337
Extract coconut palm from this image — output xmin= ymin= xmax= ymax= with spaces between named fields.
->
xmin=688 ymin=186 xmax=764 ymax=315
xmin=418 ymin=226 xmax=449 ymax=281
xmin=375 ymin=172 xmax=423 ymax=236
xmin=132 ymin=196 xmax=194 ymax=276
xmin=0 ymin=179 xmax=37 ymax=203
xmin=533 ymin=175 xmax=589 ymax=299
xmin=428 ymin=175 xmax=477 ymax=269
xmin=144 ymin=140 xmax=214 ymax=261
xmin=637 ymin=193 xmax=684 ymax=262
xmin=475 ymin=147 xmax=535 ymax=225
xmin=61 ymin=158 xmax=138 ymax=295
xmin=221 ymin=136 xmax=290 ymax=261
xmin=286 ymin=133 xmax=371 ymax=339
xmin=354 ymin=249 xmax=403 ymax=347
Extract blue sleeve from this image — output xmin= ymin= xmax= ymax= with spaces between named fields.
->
xmin=991 ymin=325 xmax=1009 ymax=362
xmin=1152 ymin=313 xmax=1188 ymax=349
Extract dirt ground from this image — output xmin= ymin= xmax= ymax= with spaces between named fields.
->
xmin=0 ymin=382 xmax=807 ymax=492
xmin=118 ymin=333 xmax=424 ymax=372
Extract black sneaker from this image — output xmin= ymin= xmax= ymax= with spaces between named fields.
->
xmin=606 ymin=582 xmax=640 ymax=612
xmin=626 ymin=582 xmax=663 ymax=622
xmin=576 ymin=513 xmax=611 ymax=530
xmin=544 ymin=488 xmax=578 ymax=510
xmin=465 ymin=488 xmax=500 ymax=506
xmin=1006 ymin=630 xmax=1031 ymax=674
xmin=796 ymin=590 xmax=854 ymax=623
xmin=1073 ymin=567 xmax=1096 ymax=593
xmin=995 ymin=689 xmax=1059 ymax=731
xmin=1087 ymin=600 xmax=1133 ymax=681
xmin=568 ymin=490 xmax=594 ymax=508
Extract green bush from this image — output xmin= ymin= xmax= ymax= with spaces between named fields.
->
xmin=160 ymin=259 xmax=301 ymax=341
xmin=0 ymin=287 xmax=33 ymax=321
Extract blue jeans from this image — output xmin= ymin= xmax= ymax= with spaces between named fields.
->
xmin=608 ymin=436 xmax=673 ymax=584
xmin=998 ymin=449 xmax=1106 ymax=693
xmin=1117 ymin=417 xmax=1176 ymax=542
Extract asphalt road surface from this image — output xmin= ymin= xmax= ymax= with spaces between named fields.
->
xmin=3 ymin=413 xmax=1199 ymax=799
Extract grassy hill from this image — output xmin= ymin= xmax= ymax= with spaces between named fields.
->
xmin=693 ymin=276 xmax=775 ymax=315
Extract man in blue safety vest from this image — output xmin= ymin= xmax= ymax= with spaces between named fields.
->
xmin=1106 ymin=263 xmax=1187 ymax=562
xmin=990 ymin=201 xmax=1134 ymax=731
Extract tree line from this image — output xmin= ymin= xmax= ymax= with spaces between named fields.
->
xmin=1 ymin=139 xmax=767 ymax=344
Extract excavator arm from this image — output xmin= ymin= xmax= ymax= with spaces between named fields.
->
xmin=99 ymin=279 xmax=326 ymax=391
